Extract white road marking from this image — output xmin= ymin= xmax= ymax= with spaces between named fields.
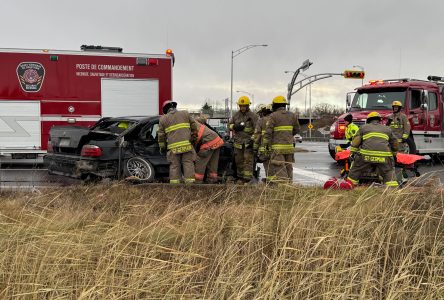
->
xmin=292 ymin=167 xmax=332 ymax=183
xmin=258 ymin=163 xmax=333 ymax=186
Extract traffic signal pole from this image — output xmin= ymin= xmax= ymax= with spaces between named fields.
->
xmin=287 ymin=70 xmax=365 ymax=139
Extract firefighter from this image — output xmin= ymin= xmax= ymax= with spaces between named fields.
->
xmin=253 ymin=104 xmax=272 ymax=179
xmin=344 ymin=114 xmax=360 ymax=154
xmin=387 ymin=100 xmax=411 ymax=153
xmin=157 ymin=100 xmax=198 ymax=184
xmin=344 ymin=111 xmax=399 ymax=189
xmin=229 ymin=96 xmax=258 ymax=182
xmin=194 ymin=116 xmax=225 ymax=184
xmin=263 ymin=96 xmax=300 ymax=182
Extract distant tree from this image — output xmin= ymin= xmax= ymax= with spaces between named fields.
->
xmin=201 ymin=102 xmax=214 ymax=117
xmin=312 ymin=103 xmax=344 ymax=117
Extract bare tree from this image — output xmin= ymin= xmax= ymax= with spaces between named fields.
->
xmin=312 ymin=103 xmax=344 ymax=117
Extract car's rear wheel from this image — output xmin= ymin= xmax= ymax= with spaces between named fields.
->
xmin=124 ymin=157 xmax=155 ymax=182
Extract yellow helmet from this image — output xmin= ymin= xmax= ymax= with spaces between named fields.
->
xmin=237 ymin=96 xmax=251 ymax=106
xmin=392 ymin=100 xmax=402 ymax=107
xmin=117 ymin=121 xmax=129 ymax=129
xmin=367 ymin=111 xmax=381 ymax=119
xmin=272 ymin=95 xmax=287 ymax=105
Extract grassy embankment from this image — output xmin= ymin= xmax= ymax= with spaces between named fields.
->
xmin=0 ymin=182 xmax=443 ymax=299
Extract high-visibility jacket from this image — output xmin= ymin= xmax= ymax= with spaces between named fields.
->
xmin=229 ymin=110 xmax=258 ymax=149
xmin=253 ymin=115 xmax=270 ymax=154
xmin=157 ymin=110 xmax=198 ymax=154
xmin=351 ymin=120 xmax=398 ymax=163
xmin=264 ymin=107 xmax=300 ymax=154
xmin=388 ymin=112 xmax=411 ymax=140
xmin=345 ymin=122 xmax=360 ymax=153
xmin=196 ymin=122 xmax=224 ymax=151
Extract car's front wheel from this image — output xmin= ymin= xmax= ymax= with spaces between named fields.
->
xmin=124 ymin=157 xmax=155 ymax=182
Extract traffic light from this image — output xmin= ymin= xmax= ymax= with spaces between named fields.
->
xmin=343 ymin=70 xmax=365 ymax=79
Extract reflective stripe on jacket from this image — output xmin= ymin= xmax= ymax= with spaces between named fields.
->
xmin=158 ymin=110 xmax=198 ymax=154
xmin=196 ymin=123 xmax=224 ymax=151
xmin=253 ymin=116 xmax=271 ymax=154
xmin=228 ymin=110 xmax=258 ymax=146
xmin=351 ymin=120 xmax=398 ymax=160
xmin=264 ymin=107 xmax=300 ymax=154
xmin=388 ymin=112 xmax=411 ymax=140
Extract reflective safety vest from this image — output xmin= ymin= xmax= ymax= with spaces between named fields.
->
xmin=345 ymin=123 xmax=360 ymax=153
xmin=196 ymin=123 xmax=224 ymax=151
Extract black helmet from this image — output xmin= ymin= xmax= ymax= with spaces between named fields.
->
xmin=344 ymin=114 xmax=353 ymax=123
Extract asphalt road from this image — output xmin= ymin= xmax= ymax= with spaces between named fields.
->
xmin=1 ymin=142 xmax=444 ymax=189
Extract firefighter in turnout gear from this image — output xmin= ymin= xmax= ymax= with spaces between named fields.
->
xmin=387 ymin=100 xmax=411 ymax=152
xmin=345 ymin=111 xmax=399 ymax=188
xmin=264 ymin=96 xmax=300 ymax=182
xmin=344 ymin=114 xmax=360 ymax=154
xmin=157 ymin=100 xmax=198 ymax=184
xmin=194 ymin=116 xmax=225 ymax=184
xmin=229 ymin=96 xmax=258 ymax=182
xmin=253 ymin=104 xmax=272 ymax=178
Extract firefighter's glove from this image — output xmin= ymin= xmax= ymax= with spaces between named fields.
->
xmin=233 ymin=122 xmax=246 ymax=132
xmin=386 ymin=118 xmax=393 ymax=126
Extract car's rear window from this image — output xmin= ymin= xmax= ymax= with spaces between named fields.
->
xmin=93 ymin=120 xmax=136 ymax=134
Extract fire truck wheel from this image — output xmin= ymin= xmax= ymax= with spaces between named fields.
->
xmin=124 ymin=157 xmax=155 ymax=182
xmin=329 ymin=148 xmax=336 ymax=159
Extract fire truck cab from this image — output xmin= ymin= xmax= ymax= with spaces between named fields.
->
xmin=329 ymin=77 xmax=444 ymax=158
xmin=0 ymin=45 xmax=173 ymax=163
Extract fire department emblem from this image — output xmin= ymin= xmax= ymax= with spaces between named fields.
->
xmin=17 ymin=62 xmax=45 ymax=92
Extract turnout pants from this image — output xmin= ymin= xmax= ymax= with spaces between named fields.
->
xmin=234 ymin=146 xmax=254 ymax=180
xmin=348 ymin=154 xmax=398 ymax=186
xmin=167 ymin=150 xmax=196 ymax=184
xmin=195 ymin=148 xmax=220 ymax=183
xmin=267 ymin=152 xmax=294 ymax=182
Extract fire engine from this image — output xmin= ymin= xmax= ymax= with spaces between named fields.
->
xmin=329 ymin=76 xmax=444 ymax=158
xmin=0 ymin=45 xmax=174 ymax=163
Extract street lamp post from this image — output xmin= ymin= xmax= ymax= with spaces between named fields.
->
xmin=353 ymin=65 xmax=365 ymax=86
xmin=236 ymin=90 xmax=254 ymax=109
xmin=230 ymin=44 xmax=267 ymax=118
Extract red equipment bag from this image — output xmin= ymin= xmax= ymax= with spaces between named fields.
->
xmin=396 ymin=153 xmax=425 ymax=165
xmin=335 ymin=149 xmax=350 ymax=161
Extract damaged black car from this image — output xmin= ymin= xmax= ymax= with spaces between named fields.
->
xmin=44 ymin=116 xmax=234 ymax=182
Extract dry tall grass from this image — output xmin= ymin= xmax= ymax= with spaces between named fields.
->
xmin=0 ymin=183 xmax=443 ymax=299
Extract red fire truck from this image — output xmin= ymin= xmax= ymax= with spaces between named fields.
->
xmin=329 ymin=77 xmax=444 ymax=158
xmin=0 ymin=45 xmax=173 ymax=163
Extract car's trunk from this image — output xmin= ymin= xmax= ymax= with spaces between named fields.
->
xmin=49 ymin=126 xmax=118 ymax=155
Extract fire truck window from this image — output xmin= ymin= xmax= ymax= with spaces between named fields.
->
xmin=410 ymin=90 xmax=422 ymax=109
xmin=428 ymin=93 xmax=438 ymax=111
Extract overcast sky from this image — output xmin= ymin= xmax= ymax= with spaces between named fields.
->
xmin=2 ymin=0 xmax=443 ymax=112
